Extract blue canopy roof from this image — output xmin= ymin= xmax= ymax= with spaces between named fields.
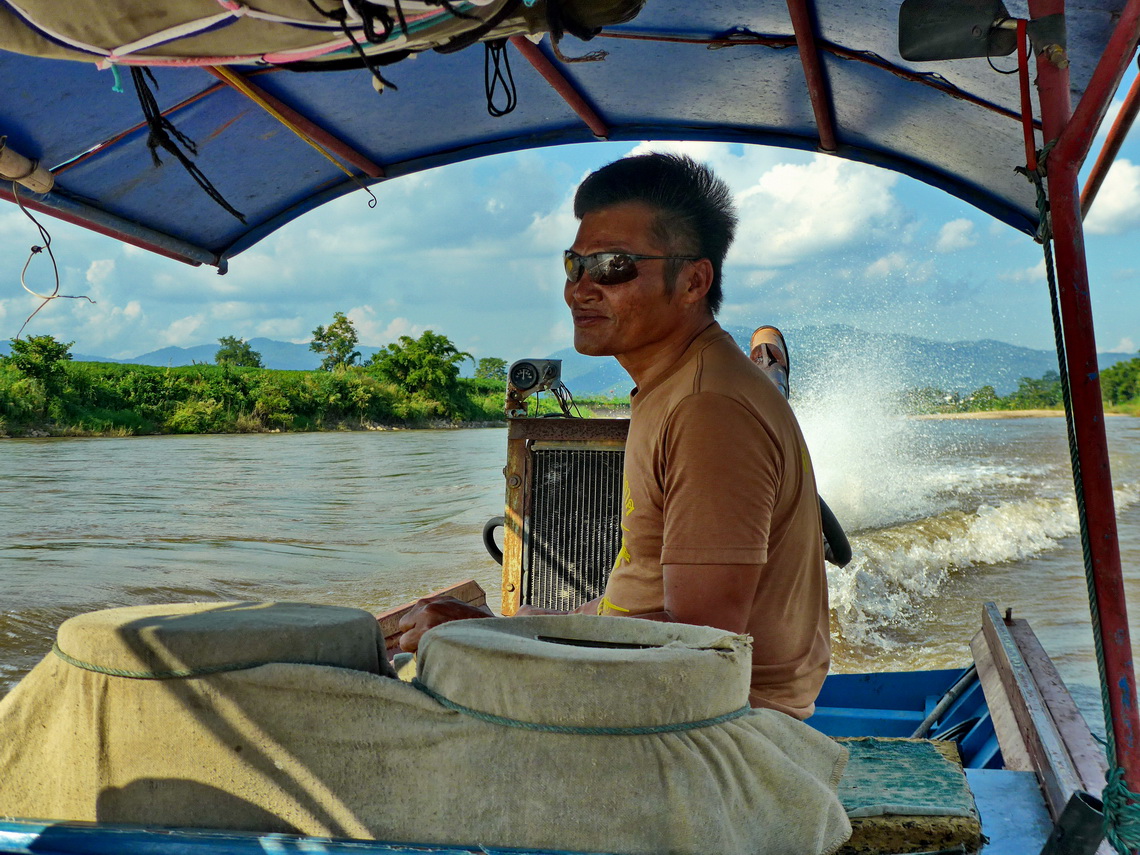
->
xmin=0 ymin=0 xmax=1128 ymax=269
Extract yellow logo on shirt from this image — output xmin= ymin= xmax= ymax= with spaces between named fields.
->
xmin=611 ymin=474 xmax=634 ymax=570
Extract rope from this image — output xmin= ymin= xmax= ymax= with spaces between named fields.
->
xmin=129 ymin=67 xmax=247 ymax=223
xmin=7 ymin=178 xmax=95 ymax=340
xmin=52 ymin=643 xmax=355 ymax=681
xmin=304 ymin=0 xmax=399 ymax=91
xmin=53 ymin=643 xmax=274 ymax=679
xmin=1028 ymin=157 xmax=1140 ymax=853
xmin=411 ymin=679 xmax=751 ymax=734
xmin=0 ymin=0 xmax=455 ymax=67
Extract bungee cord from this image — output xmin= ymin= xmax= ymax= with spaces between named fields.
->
xmin=10 ymin=181 xmax=94 ymax=342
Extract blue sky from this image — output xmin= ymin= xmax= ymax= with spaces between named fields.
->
xmin=0 ymin=102 xmax=1137 ymax=363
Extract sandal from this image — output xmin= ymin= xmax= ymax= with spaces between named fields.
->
xmin=749 ymin=325 xmax=789 ymax=399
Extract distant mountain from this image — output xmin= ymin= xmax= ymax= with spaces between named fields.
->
xmin=550 ymin=325 xmax=1136 ymax=397
xmin=2 ymin=330 xmax=1133 ymax=396
xmin=53 ymin=338 xmax=385 ymax=371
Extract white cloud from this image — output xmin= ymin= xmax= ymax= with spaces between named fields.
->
xmin=524 ymin=198 xmax=577 ymax=254
xmin=1000 ymin=259 xmax=1047 ymax=284
xmin=163 ymin=314 xmax=206 ymax=346
xmin=1106 ymin=337 xmax=1135 ymax=353
xmin=935 ymin=219 xmax=977 ymax=252
xmin=85 ymin=259 xmax=115 ymax=287
xmin=865 ymin=252 xmax=907 ymax=278
xmin=741 ymin=269 xmax=779 ymax=288
xmin=1084 ymin=159 xmax=1140 ymax=235
xmin=346 ymin=305 xmax=424 ymax=344
xmin=256 ymin=317 xmax=308 ymax=340
xmin=731 ymin=157 xmax=899 ymax=268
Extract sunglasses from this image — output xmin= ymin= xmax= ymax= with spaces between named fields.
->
xmin=563 ymin=250 xmax=700 ymax=286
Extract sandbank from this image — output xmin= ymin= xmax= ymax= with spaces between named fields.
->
xmin=912 ymin=409 xmax=1127 ymax=420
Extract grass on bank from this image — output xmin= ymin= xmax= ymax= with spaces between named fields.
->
xmin=4 ymin=347 xmax=1138 ymax=436
xmin=0 ymin=360 xmax=630 ymax=438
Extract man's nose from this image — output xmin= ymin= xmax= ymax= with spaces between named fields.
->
xmin=568 ymin=274 xmax=603 ymax=302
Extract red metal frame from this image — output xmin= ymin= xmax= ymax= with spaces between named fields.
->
xmin=785 ymin=0 xmax=838 ymax=152
xmin=1082 ymin=72 xmax=1140 ymax=217
xmin=204 ymin=67 xmax=385 ymax=179
xmin=508 ymin=36 xmax=610 ymax=139
xmin=1028 ymin=0 xmax=1140 ymax=794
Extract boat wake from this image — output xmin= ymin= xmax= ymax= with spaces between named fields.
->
xmin=787 ymin=352 xmax=1140 ymax=651
xmin=828 ymin=483 xmax=1140 ymax=649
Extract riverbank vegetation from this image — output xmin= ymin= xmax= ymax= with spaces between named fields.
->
xmin=904 ymin=353 xmax=1140 ymax=416
xmin=0 ymin=330 xmax=628 ymax=437
xmin=4 ymin=323 xmax=1136 ymax=436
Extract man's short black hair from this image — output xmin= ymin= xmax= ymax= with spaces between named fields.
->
xmin=573 ymin=153 xmax=738 ymax=314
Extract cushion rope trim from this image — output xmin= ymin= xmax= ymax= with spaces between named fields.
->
xmin=411 ymin=678 xmax=751 ymax=735
xmin=52 ymin=642 xmax=351 ymax=680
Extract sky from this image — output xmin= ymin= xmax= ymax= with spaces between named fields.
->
xmin=0 ymin=97 xmax=1138 ymax=364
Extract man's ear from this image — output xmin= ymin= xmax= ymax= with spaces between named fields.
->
xmin=680 ymin=258 xmax=714 ymax=306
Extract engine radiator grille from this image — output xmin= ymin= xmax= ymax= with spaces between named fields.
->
xmin=525 ymin=447 xmax=625 ymax=611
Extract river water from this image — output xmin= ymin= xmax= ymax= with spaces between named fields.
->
xmin=2 ymin=413 xmax=1139 ymax=734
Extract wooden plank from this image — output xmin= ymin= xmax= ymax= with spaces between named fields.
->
xmin=501 ymin=435 xmax=527 ymax=615
xmin=507 ymin=417 xmax=630 ymax=442
xmin=1009 ymin=619 xmax=1109 ymax=799
xmin=376 ymin=579 xmax=487 ymax=656
xmin=981 ymin=603 xmax=1084 ymax=820
xmin=1007 ymin=621 xmax=1115 ymax=855
xmin=972 ymin=629 xmax=1034 ymax=771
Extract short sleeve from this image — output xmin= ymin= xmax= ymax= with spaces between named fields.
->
xmin=659 ymin=392 xmax=782 ymax=566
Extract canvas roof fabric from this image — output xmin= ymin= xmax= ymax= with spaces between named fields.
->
xmin=0 ymin=0 xmax=1128 ymax=269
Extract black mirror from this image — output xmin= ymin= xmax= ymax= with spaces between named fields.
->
xmin=899 ymin=0 xmax=1016 ymax=61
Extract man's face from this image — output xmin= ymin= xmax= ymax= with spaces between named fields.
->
xmin=564 ymin=202 xmax=694 ymax=361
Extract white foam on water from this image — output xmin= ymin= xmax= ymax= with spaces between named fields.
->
xmin=785 ymin=338 xmax=1140 ymax=650
xmin=792 ymin=341 xmax=994 ymax=531
xmin=829 ymin=481 xmax=1140 ymax=649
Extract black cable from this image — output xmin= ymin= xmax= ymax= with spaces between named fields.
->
xmin=986 ymin=19 xmax=1020 ymax=75
xmin=485 ymin=38 xmax=517 ymax=117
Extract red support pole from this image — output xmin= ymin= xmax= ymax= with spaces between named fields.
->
xmin=1082 ymin=72 xmax=1140 ymax=218
xmin=508 ymin=36 xmax=610 ymax=139
xmin=785 ymin=0 xmax=838 ymax=153
xmin=1052 ymin=0 xmax=1140 ymax=172
xmin=1028 ymin=0 xmax=1140 ymax=792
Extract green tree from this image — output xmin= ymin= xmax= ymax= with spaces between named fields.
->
xmin=964 ymin=385 xmax=1001 ymax=411
xmin=1007 ymin=371 xmax=1062 ymax=409
xmin=1101 ymin=353 xmax=1140 ymax=406
xmin=369 ymin=330 xmax=472 ymax=402
xmin=474 ymin=357 xmax=508 ymax=382
xmin=310 ymin=311 xmax=360 ymax=371
xmin=6 ymin=335 xmax=73 ymax=387
xmin=215 ymin=336 xmax=263 ymax=368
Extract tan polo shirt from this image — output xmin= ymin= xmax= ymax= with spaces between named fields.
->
xmin=599 ymin=322 xmax=831 ymax=719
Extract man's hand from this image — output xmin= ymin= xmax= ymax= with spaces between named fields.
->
xmin=396 ymin=595 xmax=494 ymax=653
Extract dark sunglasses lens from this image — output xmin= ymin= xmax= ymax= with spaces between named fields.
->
xmin=594 ymin=254 xmax=638 ymax=285
xmin=564 ymin=252 xmax=639 ymax=285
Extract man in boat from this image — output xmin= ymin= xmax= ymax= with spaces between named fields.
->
xmin=399 ymin=153 xmax=830 ymax=720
